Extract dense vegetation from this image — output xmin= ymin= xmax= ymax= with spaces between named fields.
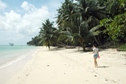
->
xmin=27 ymin=0 xmax=126 ymax=51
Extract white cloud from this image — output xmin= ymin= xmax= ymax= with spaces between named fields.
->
xmin=0 ymin=0 xmax=7 ymax=10
xmin=0 ymin=0 xmax=64 ymax=45
xmin=0 ymin=1 xmax=50 ymax=45
xmin=1 ymin=1 xmax=50 ymax=34
xmin=21 ymin=1 xmax=36 ymax=11
xmin=2 ymin=10 xmax=21 ymax=31
xmin=18 ymin=5 xmax=50 ymax=36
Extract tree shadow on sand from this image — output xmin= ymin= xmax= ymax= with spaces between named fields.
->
xmin=97 ymin=66 xmax=109 ymax=68
xmin=49 ymin=47 xmax=65 ymax=51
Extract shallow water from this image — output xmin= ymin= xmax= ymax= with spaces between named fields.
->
xmin=0 ymin=45 xmax=39 ymax=68
xmin=0 ymin=45 xmax=40 ymax=84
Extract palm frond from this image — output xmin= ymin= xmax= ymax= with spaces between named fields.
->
xmin=90 ymin=25 xmax=102 ymax=36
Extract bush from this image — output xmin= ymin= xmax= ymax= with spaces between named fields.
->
xmin=118 ymin=44 xmax=126 ymax=51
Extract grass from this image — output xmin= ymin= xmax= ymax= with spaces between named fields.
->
xmin=117 ymin=44 xmax=126 ymax=51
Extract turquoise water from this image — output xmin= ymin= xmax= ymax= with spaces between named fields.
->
xmin=0 ymin=45 xmax=39 ymax=68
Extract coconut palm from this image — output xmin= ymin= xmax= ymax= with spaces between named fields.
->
xmin=39 ymin=19 xmax=58 ymax=49
xmin=57 ymin=0 xmax=80 ymax=45
xmin=57 ymin=0 xmax=107 ymax=51
xmin=75 ymin=0 xmax=107 ymax=45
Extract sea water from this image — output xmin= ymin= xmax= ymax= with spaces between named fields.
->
xmin=0 ymin=45 xmax=39 ymax=68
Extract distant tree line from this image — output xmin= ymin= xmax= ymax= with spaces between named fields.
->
xmin=27 ymin=0 xmax=126 ymax=51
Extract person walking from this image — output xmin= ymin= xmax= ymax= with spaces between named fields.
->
xmin=92 ymin=44 xmax=99 ymax=68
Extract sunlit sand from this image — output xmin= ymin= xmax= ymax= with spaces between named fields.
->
xmin=5 ymin=47 xmax=126 ymax=84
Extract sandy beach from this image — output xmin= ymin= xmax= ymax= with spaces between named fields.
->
xmin=4 ymin=47 xmax=126 ymax=84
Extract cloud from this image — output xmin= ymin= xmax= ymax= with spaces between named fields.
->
xmin=0 ymin=0 xmax=64 ymax=45
xmin=0 ymin=1 xmax=51 ymax=45
xmin=18 ymin=5 xmax=50 ymax=36
xmin=21 ymin=1 xmax=36 ymax=11
xmin=0 ymin=1 xmax=50 ymax=36
xmin=1 ymin=10 xmax=21 ymax=31
xmin=0 ymin=0 xmax=7 ymax=10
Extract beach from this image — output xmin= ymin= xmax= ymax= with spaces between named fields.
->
xmin=3 ymin=47 xmax=126 ymax=84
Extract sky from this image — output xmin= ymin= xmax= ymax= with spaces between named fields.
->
xmin=0 ymin=0 xmax=64 ymax=45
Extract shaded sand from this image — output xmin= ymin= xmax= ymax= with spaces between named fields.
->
xmin=5 ymin=47 xmax=126 ymax=84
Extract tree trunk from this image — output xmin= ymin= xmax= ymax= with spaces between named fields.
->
xmin=82 ymin=42 xmax=86 ymax=51
xmin=48 ymin=41 xmax=50 ymax=49
xmin=83 ymin=45 xmax=86 ymax=51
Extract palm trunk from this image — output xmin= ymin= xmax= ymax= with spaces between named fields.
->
xmin=80 ymin=41 xmax=86 ymax=51
xmin=82 ymin=45 xmax=86 ymax=51
xmin=48 ymin=41 xmax=50 ymax=49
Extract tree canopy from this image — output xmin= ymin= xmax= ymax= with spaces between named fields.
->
xmin=27 ymin=0 xmax=126 ymax=51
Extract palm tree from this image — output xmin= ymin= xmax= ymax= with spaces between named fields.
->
xmin=57 ymin=0 xmax=80 ymax=46
xmin=57 ymin=0 xmax=106 ymax=51
xmin=39 ymin=19 xmax=58 ymax=49
xmin=75 ymin=0 xmax=107 ymax=46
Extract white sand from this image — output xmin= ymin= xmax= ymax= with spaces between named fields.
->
xmin=4 ymin=47 xmax=126 ymax=84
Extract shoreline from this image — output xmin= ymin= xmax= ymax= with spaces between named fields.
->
xmin=0 ymin=47 xmax=40 ymax=84
xmin=0 ymin=45 xmax=40 ymax=67
xmin=3 ymin=47 xmax=126 ymax=84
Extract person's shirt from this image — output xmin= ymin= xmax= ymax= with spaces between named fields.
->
xmin=93 ymin=47 xmax=99 ymax=54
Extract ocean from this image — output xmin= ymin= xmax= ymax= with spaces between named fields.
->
xmin=0 ymin=45 xmax=39 ymax=69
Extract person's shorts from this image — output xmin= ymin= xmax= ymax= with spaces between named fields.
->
xmin=94 ymin=54 xmax=98 ymax=58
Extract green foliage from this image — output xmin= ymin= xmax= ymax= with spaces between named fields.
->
xmin=119 ymin=0 xmax=126 ymax=7
xmin=118 ymin=43 xmax=126 ymax=51
xmin=100 ymin=12 xmax=126 ymax=41
xmin=27 ymin=36 xmax=41 ymax=46
xmin=39 ymin=19 xmax=58 ymax=49
xmin=56 ymin=0 xmax=107 ymax=51
xmin=90 ymin=25 xmax=102 ymax=36
xmin=27 ymin=0 xmax=126 ymax=51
